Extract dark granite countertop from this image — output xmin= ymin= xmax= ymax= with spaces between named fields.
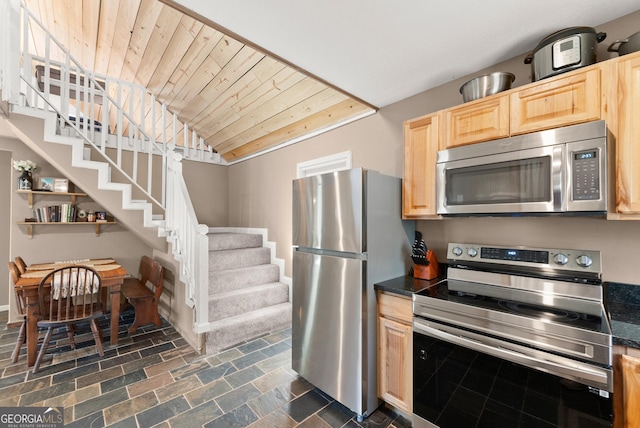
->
xmin=375 ymin=276 xmax=640 ymax=350
xmin=605 ymin=282 xmax=640 ymax=349
xmin=374 ymin=274 xmax=445 ymax=298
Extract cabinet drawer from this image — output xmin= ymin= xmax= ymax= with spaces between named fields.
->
xmin=378 ymin=291 xmax=412 ymax=324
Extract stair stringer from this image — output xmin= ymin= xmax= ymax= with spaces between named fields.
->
xmin=150 ymin=244 xmax=204 ymax=355
xmin=7 ymin=105 xmax=168 ymax=250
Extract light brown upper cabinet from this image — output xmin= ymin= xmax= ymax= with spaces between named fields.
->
xmin=442 ymin=68 xmax=601 ymax=149
xmin=402 ymin=113 xmax=441 ymax=218
xmin=443 ymin=94 xmax=510 ymax=149
xmin=403 ymin=51 xmax=640 ymax=220
xmin=611 ymin=52 xmax=640 ymax=215
xmin=510 ymin=68 xmax=601 ymax=135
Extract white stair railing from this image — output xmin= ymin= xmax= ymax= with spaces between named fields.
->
xmin=166 ymin=151 xmax=211 ymax=332
xmin=0 ymin=0 xmax=212 ymax=334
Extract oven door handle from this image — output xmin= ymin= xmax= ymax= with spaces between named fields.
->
xmin=413 ymin=320 xmax=610 ymax=390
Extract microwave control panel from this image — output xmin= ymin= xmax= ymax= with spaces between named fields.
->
xmin=572 ymin=149 xmax=600 ymax=200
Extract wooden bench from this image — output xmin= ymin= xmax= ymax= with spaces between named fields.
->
xmin=121 ymin=256 xmax=164 ymax=333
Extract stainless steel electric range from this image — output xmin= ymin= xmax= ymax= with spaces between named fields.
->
xmin=412 ymin=242 xmax=613 ymax=428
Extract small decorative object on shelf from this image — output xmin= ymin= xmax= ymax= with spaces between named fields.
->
xmin=39 ymin=177 xmax=54 ymax=191
xmin=53 ymin=178 xmax=69 ymax=193
xmin=13 ymin=159 xmax=37 ymax=190
xmin=87 ymin=210 xmax=96 ymax=222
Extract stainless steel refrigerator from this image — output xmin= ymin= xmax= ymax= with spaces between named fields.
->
xmin=291 ymin=168 xmax=414 ymax=420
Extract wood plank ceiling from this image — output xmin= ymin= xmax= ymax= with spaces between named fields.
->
xmin=23 ymin=0 xmax=376 ymax=162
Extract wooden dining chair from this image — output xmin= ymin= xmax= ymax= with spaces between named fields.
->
xmin=33 ymin=265 xmax=104 ymax=373
xmin=15 ymin=256 xmax=27 ymax=275
xmin=121 ymin=256 xmax=164 ymax=333
xmin=8 ymin=261 xmax=27 ymax=363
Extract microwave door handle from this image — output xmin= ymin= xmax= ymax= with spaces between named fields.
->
xmin=552 ymin=145 xmax=565 ymax=211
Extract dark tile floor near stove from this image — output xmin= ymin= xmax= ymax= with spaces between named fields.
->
xmin=0 ymin=309 xmax=410 ymax=427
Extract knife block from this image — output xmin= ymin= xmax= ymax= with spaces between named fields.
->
xmin=414 ymin=250 xmax=441 ymax=280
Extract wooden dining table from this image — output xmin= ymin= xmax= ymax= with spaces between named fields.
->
xmin=14 ymin=259 xmax=127 ymax=367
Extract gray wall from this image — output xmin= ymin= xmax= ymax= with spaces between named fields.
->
xmin=1 ymin=136 xmax=154 ymax=322
xmin=225 ymin=9 xmax=640 ymax=286
xmin=182 ymin=159 xmax=228 ymax=226
xmin=0 ymin=150 xmax=11 ymax=308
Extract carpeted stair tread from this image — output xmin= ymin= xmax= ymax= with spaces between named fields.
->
xmin=205 ymin=232 xmax=291 ymax=355
xmin=208 ymin=263 xmax=280 ymax=293
xmin=208 ymin=247 xmax=271 ymax=271
xmin=206 ymin=302 xmax=292 ymax=354
xmin=208 ymin=233 xmax=262 ymax=251
xmin=208 ymin=282 xmax=289 ymax=321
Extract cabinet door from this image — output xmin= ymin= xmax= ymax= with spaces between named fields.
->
xmin=621 ymin=354 xmax=640 ymax=427
xmin=403 ymin=113 xmax=440 ymax=218
xmin=443 ymin=94 xmax=510 ymax=148
xmin=615 ymin=54 xmax=640 ymax=214
xmin=378 ymin=316 xmax=412 ymax=413
xmin=510 ymin=68 xmax=601 ymax=135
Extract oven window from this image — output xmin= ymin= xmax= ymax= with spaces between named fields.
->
xmin=445 ymin=157 xmax=551 ymax=206
xmin=413 ymin=332 xmax=612 ymax=427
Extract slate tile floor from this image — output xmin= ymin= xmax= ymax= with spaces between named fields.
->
xmin=0 ymin=309 xmax=410 ymax=427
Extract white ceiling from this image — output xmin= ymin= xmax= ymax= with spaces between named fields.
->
xmin=171 ymin=0 xmax=640 ymax=108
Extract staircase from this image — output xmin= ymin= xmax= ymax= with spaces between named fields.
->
xmin=205 ymin=233 xmax=291 ymax=354
xmin=0 ymin=1 xmax=292 ymax=355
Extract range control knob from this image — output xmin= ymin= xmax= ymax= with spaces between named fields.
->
xmin=554 ymin=253 xmax=569 ymax=265
xmin=452 ymin=247 xmax=463 ymax=257
xmin=576 ymin=255 xmax=593 ymax=268
xmin=467 ymin=247 xmax=478 ymax=257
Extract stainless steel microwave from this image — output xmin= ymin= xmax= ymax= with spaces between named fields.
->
xmin=436 ymin=120 xmax=608 ymax=216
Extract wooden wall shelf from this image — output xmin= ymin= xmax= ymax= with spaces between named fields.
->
xmin=16 ymin=189 xmax=87 ymax=208
xmin=17 ymin=221 xmax=116 ymax=238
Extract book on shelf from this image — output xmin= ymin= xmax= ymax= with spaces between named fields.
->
xmin=33 ymin=204 xmax=77 ymax=223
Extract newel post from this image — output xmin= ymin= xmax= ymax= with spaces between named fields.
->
xmin=165 ymin=148 xmax=183 ymax=232
xmin=193 ymin=224 xmax=210 ymax=333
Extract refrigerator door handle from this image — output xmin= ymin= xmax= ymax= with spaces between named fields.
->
xmin=295 ymin=247 xmax=368 ymax=260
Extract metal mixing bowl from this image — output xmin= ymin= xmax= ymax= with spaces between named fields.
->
xmin=459 ymin=72 xmax=515 ymax=102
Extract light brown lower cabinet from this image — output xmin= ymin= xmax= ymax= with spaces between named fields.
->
xmin=377 ymin=291 xmax=412 ymax=413
xmin=614 ymin=346 xmax=640 ymax=427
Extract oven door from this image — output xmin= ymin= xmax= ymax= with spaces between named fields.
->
xmin=412 ymin=317 xmax=612 ymax=428
xmin=436 ymin=144 xmax=564 ymax=215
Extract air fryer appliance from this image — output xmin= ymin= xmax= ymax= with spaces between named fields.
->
xmin=524 ymin=26 xmax=607 ymax=81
